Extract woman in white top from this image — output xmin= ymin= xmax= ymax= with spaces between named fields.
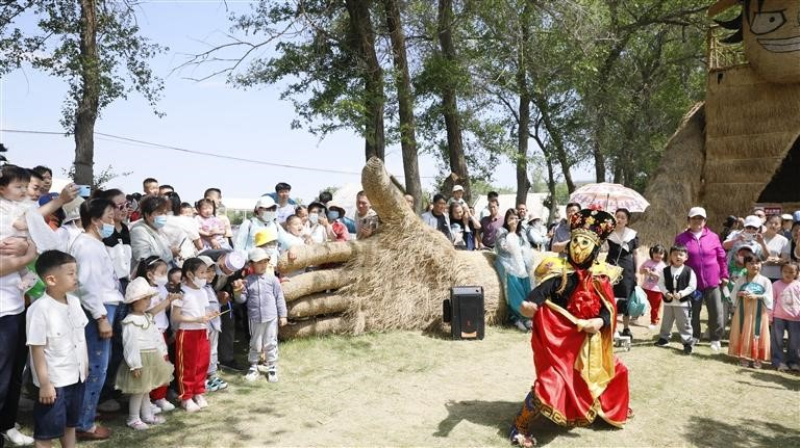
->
xmin=68 ymin=198 xmax=125 ymax=438
xmin=760 ymin=214 xmax=790 ymax=281
xmin=130 ymin=196 xmax=176 ymax=267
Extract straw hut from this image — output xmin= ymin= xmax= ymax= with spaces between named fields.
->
xmin=637 ymin=0 xmax=800 ymax=246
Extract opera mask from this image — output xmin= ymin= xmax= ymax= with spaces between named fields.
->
xmin=569 ymin=234 xmax=598 ymax=265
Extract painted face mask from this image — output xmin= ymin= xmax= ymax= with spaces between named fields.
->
xmin=569 ymin=234 xmax=597 ymax=265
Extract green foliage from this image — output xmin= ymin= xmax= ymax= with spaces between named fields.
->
xmin=0 ymin=1 xmax=167 ymax=130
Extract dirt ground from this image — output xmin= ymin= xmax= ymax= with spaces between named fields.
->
xmin=24 ymin=321 xmax=800 ymax=447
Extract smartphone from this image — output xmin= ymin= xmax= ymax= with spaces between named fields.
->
xmin=76 ymin=185 xmax=91 ymax=197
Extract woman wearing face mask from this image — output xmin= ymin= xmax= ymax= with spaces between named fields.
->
xmin=68 ymin=198 xmax=125 ymax=440
xmin=306 ymin=202 xmax=328 ymax=244
xmin=233 ymin=196 xmax=278 ymax=252
xmin=130 ymin=196 xmax=177 ymax=267
xmin=325 ymin=202 xmax=350 ymax=242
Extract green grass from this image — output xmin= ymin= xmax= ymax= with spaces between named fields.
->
xmin=21 ymin=324 xmax=800 ymax=447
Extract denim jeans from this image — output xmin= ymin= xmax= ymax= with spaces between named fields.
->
xmin=77 ymin=304 xmax=117 ymax=432
xmin=771 ymin=318 xmax=800 ymax=367
xmin=0 ymin=312 xmax=26 ymax=435
xmin=101 ymin=304 xmax=128 ymax=400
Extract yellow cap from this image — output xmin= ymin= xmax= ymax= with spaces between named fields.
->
xmin=254 ymin=227 xmax=278 ymax=247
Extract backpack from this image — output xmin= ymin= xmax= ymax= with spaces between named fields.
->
xmin=627 ymin=286 xmax=647 ymax=318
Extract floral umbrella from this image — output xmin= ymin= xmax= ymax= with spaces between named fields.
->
xmin=569 ymin=183 xmax=650 ymax=213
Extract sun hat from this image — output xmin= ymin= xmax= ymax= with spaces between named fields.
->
xmin=256 ymin=196 xmax=276 ymax=209
xmin=327 ymin=201 xmax=346 ymax=214
xmin=248 ymin=248 xmax=270 ymax=262
xmin=124 ymin=277 xmax=159 ymax=304
xmin=781 ymin=214 xmax=793 ymax=221
xmin=62 ymin=196 xmax=85 ymax=223
xmin=687 ymin=207 xmax=706 ymax=218
xmin=743 ymin=215 xmax=762 ymax=229
xmin=223 ymin=250 xmax=246 ymax=272
xmin=452 ymin=185 xmax=464 ymax=193
xmin=254 ymin=227 xmax=278 ymax=247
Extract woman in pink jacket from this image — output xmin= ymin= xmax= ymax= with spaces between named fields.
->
xmin=674 ymin=207 xmax=729 ymax=352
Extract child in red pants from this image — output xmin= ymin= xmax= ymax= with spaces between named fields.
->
xmin=639 ymin=244 xmax=667 ymax=329
xmin=172 ymin=258 xmax=217 ymax=412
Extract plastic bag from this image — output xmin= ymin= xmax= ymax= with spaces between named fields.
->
xmin=627 ymin=286 xmax=648 ymax=318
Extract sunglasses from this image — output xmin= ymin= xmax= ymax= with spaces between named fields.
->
xmin=115 ymin=202 xmax=131 ymax=210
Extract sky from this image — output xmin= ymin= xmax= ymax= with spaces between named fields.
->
xmin=1 ymin=0 xmax=591 ymax=205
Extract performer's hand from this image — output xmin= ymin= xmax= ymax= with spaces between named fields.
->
xmin=582 ymin=318 xmax=603 ymax=334
xmin=519 ymin=301 xmax=539 ymax=318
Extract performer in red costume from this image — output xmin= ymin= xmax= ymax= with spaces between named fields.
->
xmin=510 ymin=208 xmax=631 ymax=447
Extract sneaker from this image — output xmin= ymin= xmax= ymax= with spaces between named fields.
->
xmin=267 ymin=369 xmax=278 ymax=383
xmin=710 ymin=341 xmax=721 ymax=352
xmin=753 ymin=360 xmax=762 ymax=369
xmin=621 ymin=328 xmax=632 ymax=338
xmin=150 ymin=402 xmax=162 ymax=414
xmin=514 ymin=320 xmax=528 ymax=332
xmin=778 ymin=362 xmax=789 ymax=372
xmin=142 ymin=415 xmax=165 ymax=425
xmin=683 ymin=344 xmax=693 ymax=355
xmin=205 ymin=378 xmax=220 ymax=392
xmin=654 ymin=338 xmax=669 ymax=347
xmin=692 ymin=337 xmax=700 ymax=346
xmin=97 ymin=398 xmax=121 ymax=413
xmin=181 ymin=399 xmax=201 ymax=413
xmin=789 ymin=363 xmax=800 ymax=372
xmin=523 ymin=319 xmax=533 ymax=330
xmin=739 ymin=359 xmax=750 ymax=368
xmin=193 ymin=394 xmax=208 ymax=409
xmin=154 ymin=398 xmax=175 ymax=412
xmin=212 ymin=376 xmax=228 ymax=390
xmin=2 ymin=426 xmax=34 ymax=446
xmin=126 ymin=419 xmax=149 ymax=431
xmin=648 ymin=324 xmax=658 ymax=331
xmin=245 ymin=367 xmax=260 ymax=382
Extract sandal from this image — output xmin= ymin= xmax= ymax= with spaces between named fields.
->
xmin=127 ymin=419 xmax=149 ymax=431
xmin=753 ymin=360 xmax=762 ymax=369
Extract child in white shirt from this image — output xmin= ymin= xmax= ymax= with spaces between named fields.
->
xmin=116 ymin=278 xmax=176 ymax=430
xmin=27 ymin=250 xmax=88 ymax=448
xmin=171 ymin=258 xmax=218 ymax=412
xmin=654 ymin=245 xmax=698 ymax=354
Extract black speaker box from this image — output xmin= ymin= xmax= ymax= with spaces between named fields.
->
xmin=442 ymin=286 xmax=484 ymax=340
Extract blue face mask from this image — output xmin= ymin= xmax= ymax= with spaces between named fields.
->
xmin=153 ymin=215 xmax=168 ymax=229
xmin=99 ymin=223 xmax=114 ymax=239
xmin=328 ymin=211 xmax=340 ymax=220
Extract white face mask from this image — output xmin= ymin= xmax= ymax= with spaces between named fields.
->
xmin=193 ymin=277 xmax=207 ymax=288
xmin=309 ymin=213 xmax=319 ymax=225
xmin=153 ymin=276 xmax=168 ymax=287
xmin=261 ymin=211 xmax=276 ymax=222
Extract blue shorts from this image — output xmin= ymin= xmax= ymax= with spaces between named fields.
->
xmin=33 ymin=382 xmax=85 ymax=440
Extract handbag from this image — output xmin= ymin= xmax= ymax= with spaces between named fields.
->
xmin=627 ymin=286 xmax=647 ymax=318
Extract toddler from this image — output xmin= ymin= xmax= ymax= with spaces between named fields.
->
xmin=770 ymin=263 xmax=800 ymax=371
xmin=116 ymin=278 xmax=176 ymax=430
xmin=135 ymin=256 xmax=178 ymax=413
xmin=27 ymin=250 xmax=88 ymax=448
xmin=172 ymin=258 xmax=217 ymax=412
xmin=654 ymin=245 xmax=697 ymax=354
xmin=639 ymin=244 xmax=667 ymax=329
xmin=728 ymin=255 xmax=773 ymax=368
xmin=195 ymin=199 xmax=228 ymax=250
xmin=236 ymin=248 xmax=287 ymax=382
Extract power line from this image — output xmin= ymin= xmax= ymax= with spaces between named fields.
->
xmin=3 ymin=128 xmax=435 ymax=178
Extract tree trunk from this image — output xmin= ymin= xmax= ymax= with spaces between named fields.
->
xmin=344 ymin=0 xmax=385 ymax=161
xmin=437 ymin=0 xmax=471 ymax=203
xmin=532 ymin=93 xmax=575 ymax=193
xmin=383 ymin=0 xmax=422 ymax=213
xmin=545 ymin=151 xmax=557 ymax=225
xmin=73 ymin=0 xmax=100 ymax=186
xmin=515 ymin=1 xmax=532 ymax=207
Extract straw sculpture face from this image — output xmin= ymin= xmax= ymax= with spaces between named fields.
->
xmin=745 ymin=0 xmax=800 ymax=83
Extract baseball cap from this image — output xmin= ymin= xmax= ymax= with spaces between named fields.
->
xmin=452 ymin=185 xmax=464 ymax=193
xmin=743 ymin=215 xmax=762 ymax=229
xmin=248 ymin=247 xmax=270 ymax=262
xmin=197 ymin=255 xmax=215 ymax=267
xmin=256 ymin=196 xmax=276 ymax=209
xmin=781 ymin=214 xmax=793 ymax=221
xmin=687 ymin=207 xmax=706 ymax=218
xmin=224 ymin=251 xmax=246 ymax=272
